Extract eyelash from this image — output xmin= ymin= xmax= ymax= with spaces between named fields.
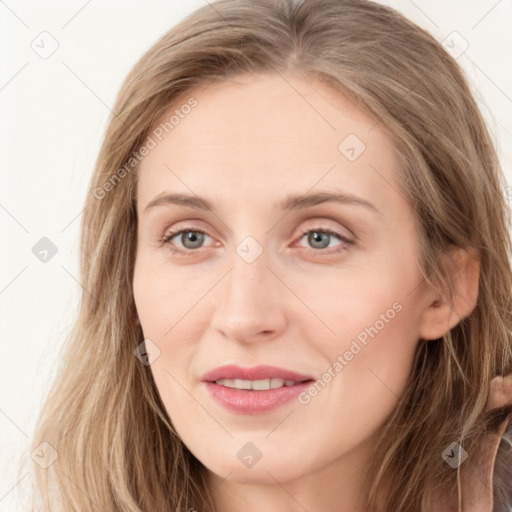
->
xmin=159 ymin=226 xmax=354 ymax=257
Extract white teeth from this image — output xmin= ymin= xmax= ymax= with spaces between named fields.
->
xmin=270 ymin=378 xmax=284 ymax=389
xmin=252 ymin=379 xmax=270 ymax=390
xmin=215 ymin=378 xmax=298 ymax=390
xmin=232 ymin=379 xmax=252 ymax=390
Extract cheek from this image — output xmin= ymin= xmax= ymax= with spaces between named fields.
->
xmin=292 ymin=294 xmax=419 ymax=466
xmin=132 ymin=262 xmax=202 ymax=424
xmin=132 ymin=255 xmax=208 ymax=382
xmin=300 ymin=261 xmax=419 ymax=350
xmin=133 ymin=254 xmax=191 ymax=335
xmin=306 ymin=268 xmax=421 ymax=409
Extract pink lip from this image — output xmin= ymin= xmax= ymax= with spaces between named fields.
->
xmin=201 ymin=364 xmax=314 ymax=383
xmin=201 ymin=364 xmax=315 ymax=415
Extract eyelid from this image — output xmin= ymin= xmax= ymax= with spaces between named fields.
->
xmin=159 ymin=218 xmax=217 ymax=244
xmin=299 ymin=218 xmax=355 ymax=241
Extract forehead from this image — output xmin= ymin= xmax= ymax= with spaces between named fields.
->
xmin=136 ymin=73 xmax=405 ymax=216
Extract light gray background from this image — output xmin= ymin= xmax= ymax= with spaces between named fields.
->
xmin=1 ymin=1 xmax=511 ymax=509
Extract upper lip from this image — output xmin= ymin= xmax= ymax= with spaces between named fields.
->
xmin=201 ymin=364 xmax=315 ymax=383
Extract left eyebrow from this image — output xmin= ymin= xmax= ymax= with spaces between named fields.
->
xmin=280 ymin=191 xmax=380 ymax=215
xmin=143 ymin=191 xmax=381 ymax=215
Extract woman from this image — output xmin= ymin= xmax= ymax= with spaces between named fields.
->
xmin=27 ymin=0 xmax=512 ymax=510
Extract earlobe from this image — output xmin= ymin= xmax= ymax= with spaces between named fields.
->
xmin=418 ymin=247 xmax=480 ymax=341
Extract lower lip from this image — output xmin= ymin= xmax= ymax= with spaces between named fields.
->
xmin=204 ymin=381 xmax=312 ymax=414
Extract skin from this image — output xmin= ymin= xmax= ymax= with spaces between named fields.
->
xmin=132 ymin=72 xmax=479 ymax=512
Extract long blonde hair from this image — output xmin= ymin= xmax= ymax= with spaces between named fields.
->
xmin=26 ymin=0 xmax=512 ymax=510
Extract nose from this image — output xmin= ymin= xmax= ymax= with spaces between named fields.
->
xmin=210 ymin=248 xmax=287 ymax=344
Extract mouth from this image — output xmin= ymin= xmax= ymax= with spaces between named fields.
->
xmin=201 ymin=364 xmax=315 ymax=414
xmin=213 ymin=377 xmax=311 ymax=390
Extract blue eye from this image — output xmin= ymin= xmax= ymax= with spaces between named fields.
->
xmin=161 ymin=228 xmax=211 ymax=254
xmin=160 ymin=227 xmax=354 ymax=257
xmin=298 ymin=229 xmax=353 ymax=251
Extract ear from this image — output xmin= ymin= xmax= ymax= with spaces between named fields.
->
xmin=418 ymin=247 xmax=480 ymax=341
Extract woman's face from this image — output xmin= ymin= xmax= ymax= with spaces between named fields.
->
xmin=133 ymin=72 xmax=433 ymax=488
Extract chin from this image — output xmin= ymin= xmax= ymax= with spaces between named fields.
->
xmin=197 ymin=446 xmax=311 ymax=485
xmin=209 ymin=461 xmax=302 ymax=484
